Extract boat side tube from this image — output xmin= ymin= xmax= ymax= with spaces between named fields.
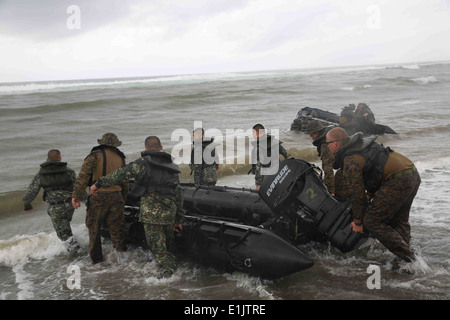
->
xmin=174 ymin=214 xmax=314 ymax=279
xmin=103 ymin=205 xmax=314 ymax=279
xmin=181 ymin=184 xmax=275 ymax=226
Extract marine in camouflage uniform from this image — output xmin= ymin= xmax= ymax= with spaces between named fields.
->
xmin=72 ymin=133 xmax=128 ymax=264
xmin=339 ymin=104 xmax=358 ymax=133
xmin=23 ymin=149 xmax=79 ymax=252
xmin=251 ymin=124 xmax=290 ymax=189
xmin=92 ymin=136 xmax=184 ymax=275
xmin=190 ymin=128 xmax=219 ymax=186
xmin=354 ymin=103 xmax=377 ymax=133
xmin=327 ymin=128 xmax=420 ymax=262
xmin=305 ymin=120 xmax=337 ymax=196
xmin=354 ymin=103 xmax=375 ymax=123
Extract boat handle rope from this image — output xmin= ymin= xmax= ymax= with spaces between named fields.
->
xmin=217 ymin=224 xmax=253 ymax=268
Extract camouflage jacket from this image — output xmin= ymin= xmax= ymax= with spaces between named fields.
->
xmin=94 ymin=157 xmax=184 ymax=225
xmin=72 ymin=148 xmax=128 ymax=201
xmin=192 ymin=163 xmax=218 ymax=185
xmin=23 ymin=163 xmax=76 ymax=210
xmin=190 ymin=139 xmax=219 ymax=185
xmin=341 ymin=155 xmax=367 ymax=221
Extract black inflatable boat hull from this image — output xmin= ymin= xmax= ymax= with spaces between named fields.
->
xmin=103 ymin=206 xmax=314 ymax=279
xmin=290 ymin=106 xmax=396 ymax=134
xmin=175 ymin=215 xmax=314 ymax=279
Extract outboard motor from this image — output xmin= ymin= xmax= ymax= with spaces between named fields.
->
xmin=259 ymin=158 xmax=372 ymax=253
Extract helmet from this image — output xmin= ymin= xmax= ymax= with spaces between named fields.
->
xmin=305 ymin=120 xmax=324 ymax=134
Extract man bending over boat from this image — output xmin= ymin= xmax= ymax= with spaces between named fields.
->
xmin=326 ymin=127 xmax=420 ymax=263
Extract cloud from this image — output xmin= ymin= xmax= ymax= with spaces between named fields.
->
xmin=0 ymin=0 xmax=139 ymax=39
xmin=1 ymin=0 xmax=449 ymax=82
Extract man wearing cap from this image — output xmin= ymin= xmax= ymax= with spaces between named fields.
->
xmin=72 ymin=133 xmax=128 ymax=264
xmin=90 ymin=136 xmax=184 ymax=276
xmin=326 ymin=127 xmax=421 ymax=262
xmin=305 ymin=120 xmax=339 ymax=197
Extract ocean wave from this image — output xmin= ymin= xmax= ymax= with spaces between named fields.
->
xmin=411 ymin=76 xmax=439 ymax=85
xmin=0 ymin=76 xmax=191 ymax=95
xmin=2 ymin=61 xmax=446 ymax=96
xmin=0 ymin=80 xmax=123 ymax=95
xmin=374 ymin=76 xmax=439 ymax=86
xmin=0 ymin=98 xmax=125 ymax=114
xmin=401 ymin=64 xmax=421 ymax=70
xmin=0 ymin=69 xmax=343 ymax=95
xmin=0 ymin=233 xmax=64 ymax=266
xmin=385 ymin=64 xmax=421 ymax=70
xmin=0 ymin=72 xmax=281 ymax=95
xmin=415 ymin=155 xmax=450 ymax=173
xmin=398 ymin=123 xmax=450 ymax=137
xmin=341 ymin=84 xmax=372 ymax=91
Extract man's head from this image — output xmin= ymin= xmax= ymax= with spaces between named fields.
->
xmin=145 ymin=136 xmax=162 ymax=151
xmin=252 ymin=123 xmax=265 ymax=139
xmin=47 ymin=149 xmax=62 ymax=161
xmin=193 ymin=128 xmax=204 ymax=141
xmin=357 ymin=103 xmax=368 ymax=109
xmin=325 ymin=127 xmax=349 ymax=155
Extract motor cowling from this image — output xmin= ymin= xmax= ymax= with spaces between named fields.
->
xmin=258 ymin=158 xmax=372 ymax=253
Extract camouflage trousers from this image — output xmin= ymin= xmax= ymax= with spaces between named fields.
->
xmin=86 ymin=192 xmax=127 ymax=263
xmin=254 ymin=162 xmax=263 ymax=187
xmin=254 ymin=162 xmax=273 ymax=187
xmin=143 ymin=223 xmax=178 ymax=274
xmin=364 ymin=170 xmax=421 ymax=261
xmin=47 ymin=202 xmax=75 ymax=241
xmin=195 ymin=165 xmax=218 ymax=186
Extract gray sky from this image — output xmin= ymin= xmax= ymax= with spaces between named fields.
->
xmin=1 ymin=0 xmax=450 ymax=82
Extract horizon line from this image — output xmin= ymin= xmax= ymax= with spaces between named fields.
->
xmin=1 ymin=58 xmax=449 ymax=85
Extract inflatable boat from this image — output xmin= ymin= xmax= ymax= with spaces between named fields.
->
xmin=102 ymin=159 xmax=373 ymax=278
xmin=290 ymin=106 xmax=397 ymax=135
